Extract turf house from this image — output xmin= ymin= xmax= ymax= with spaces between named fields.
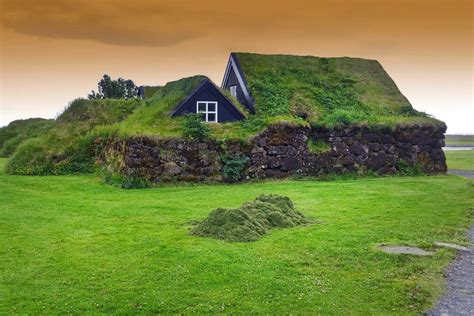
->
xmin=6 ymin=52 xmax=447 ymax=184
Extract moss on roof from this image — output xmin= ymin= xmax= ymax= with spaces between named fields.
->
xmin=108 ymin=75 xmax=251 ymax=138
xmin=140 ymin=86 xmax=161 ymax=99
xmin=233 ymin=52 xmax=442 ymax=127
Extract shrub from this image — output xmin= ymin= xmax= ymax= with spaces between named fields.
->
xmin=182 ymin=114 xmax=211 ymax=141
xmin=101 ymin=169 xmax=151 ymax=189
xmin=221 ymin=155 xmax=249 ymax=182
xmin=396 ymin=160 xmax=424 ymax=176
xmin=190 ymin=194 xmax=313 ymax=242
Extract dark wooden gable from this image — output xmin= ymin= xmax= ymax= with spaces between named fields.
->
xmin=170 ymin=78 xmax=245 ymax=123
xmin=221 ymin=53 xmax=255 ymax=113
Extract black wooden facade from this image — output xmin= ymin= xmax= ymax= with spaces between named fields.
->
xmin=170 ymin=78 xmax=245 ymax=123
xmin=221 ymin=53 xmax=255 ymax=113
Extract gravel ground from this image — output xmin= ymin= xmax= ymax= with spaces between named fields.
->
xmin=428 ymin=226 xmax=474 ymax=315
xmin=448 ymin=169 xmax=474 ymax=179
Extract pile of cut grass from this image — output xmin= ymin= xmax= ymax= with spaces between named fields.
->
xmin=190 ymin=194 xmax=313 ymax=242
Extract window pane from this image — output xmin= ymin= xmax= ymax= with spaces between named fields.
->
xmin=197 ymin=103 xmax=206 ymax=112
xmin=230 ymin=85 xmax=237 ymax=97
xmin=207 ymin=113 xmax=216 ymax=122
xmin=208 ymin=102 xmax=216 ymax=111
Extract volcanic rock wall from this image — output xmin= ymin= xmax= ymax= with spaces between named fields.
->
xmin=102 ymin=123 xmax=446 ymax=183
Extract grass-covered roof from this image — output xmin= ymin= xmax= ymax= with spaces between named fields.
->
xmin=233 ymin=52 xmax=441 ymax=128
xmin=105 ymin=54 xmax=443 ymax=140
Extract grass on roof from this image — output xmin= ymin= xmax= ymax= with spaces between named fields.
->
xmin=86 ymin=53 xmax=446 ymax=143
xmin=141 ymin=86 xmax=161 ymax=99
xmin=233 ymin=52 xmax=443 ymax=128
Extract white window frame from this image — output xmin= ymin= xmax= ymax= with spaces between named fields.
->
xmin=229 ymin=85 xmax=237 ymax=98
xmin=196 ymin=101 xmax=218 ymax=123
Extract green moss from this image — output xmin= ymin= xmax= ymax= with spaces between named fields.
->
xmin=307 ymin=139 xmax=331 ymax=154
xmin=141 ymin=86 xmax=161 ymax=98
xmin=190 ymin=194 xmax=313 ymax=242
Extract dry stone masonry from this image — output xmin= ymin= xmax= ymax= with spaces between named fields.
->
xmin=102 ymin=123 xmax=447 ymax=183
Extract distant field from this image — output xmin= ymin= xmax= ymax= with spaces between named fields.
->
xmin=445 ymin=149 xmax=474 ymax=171
xmin=1 ymin=157 xmax=473 ymax=314
xmin=445 ymin=135 xmax=474 ymax=147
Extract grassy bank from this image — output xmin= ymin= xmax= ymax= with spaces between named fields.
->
xmin=445 ymin=149 xmax=474 ymax=171
xmin=0 ymin=157 xmax=472 ymax=314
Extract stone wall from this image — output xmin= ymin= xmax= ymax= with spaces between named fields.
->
xmin=102 ymin=123 xmax=447 ymax=183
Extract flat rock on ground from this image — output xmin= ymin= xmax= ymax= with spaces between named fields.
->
xmin=378 ymin=245 xmax=433 ymax=256
xmin=428 ymin=226 xmax=474 ymax=316
xmin=434 ymin=242 xmax=469 ymax=252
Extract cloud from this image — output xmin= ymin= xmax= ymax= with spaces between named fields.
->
xmin=0 ymin=0 xmax=207 ymax=46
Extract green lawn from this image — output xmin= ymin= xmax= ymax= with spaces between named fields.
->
xmin=445 ymin=149 xmax=474 ymax=171
xmin=445 ymin=135 xmax=474 ymax=147
xmin=0 ymin=158 xmax=473 ymax=314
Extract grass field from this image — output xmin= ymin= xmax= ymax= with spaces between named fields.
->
xmin=445 ymin=149 xmax=474 ymax=171
xmin=0 ymin=158 xmax=473 ymax=314
xmin=445 ymin=135 xmax=474 ymax=147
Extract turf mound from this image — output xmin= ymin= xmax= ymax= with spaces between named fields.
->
xmin=190 ymin=194 xmax=312 ymax=242
xmin=0 ymin=118 xmax=55 ymax=157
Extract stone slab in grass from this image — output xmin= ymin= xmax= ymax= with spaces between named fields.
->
xmin=434 ymin=242 xmax=469 ymax=251
xmin=190 ymin=194 xmax=313 ymax=242
xmin=379 ymin=245 xmax=434 ymax=256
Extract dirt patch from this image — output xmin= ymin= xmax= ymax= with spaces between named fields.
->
xmin=190 ymin=194 xmax=313 ymax=242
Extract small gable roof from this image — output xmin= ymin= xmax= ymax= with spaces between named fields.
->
xmin=169 ymin=78 xmax=246 ymax=119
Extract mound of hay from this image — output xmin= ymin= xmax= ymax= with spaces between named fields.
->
xmin=190 ymin=194 xmax=312 ymax=242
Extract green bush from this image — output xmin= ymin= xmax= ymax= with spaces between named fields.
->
xmin=102 ymin=172 xmax=151 ymax=189
xmin=221 ymin=155 xmax=249 ymax=182
xmin=182 ymin=114 xmax=211 ymax=141
xmin=396 ymin=160 xmax=424 ymax=176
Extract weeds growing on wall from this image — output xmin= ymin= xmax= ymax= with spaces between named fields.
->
xmin=221 ymin=155 xmax=249 ymax=183
xmin=307 ymin=138 xmax=331 ymax=154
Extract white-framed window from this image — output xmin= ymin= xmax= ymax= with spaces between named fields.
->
xmin=196 ymin=101 xmax=218 ymax=123
xmin=229 ymin=85 xmax=237 ymax=98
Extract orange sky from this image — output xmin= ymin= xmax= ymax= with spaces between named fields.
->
xmin=1 ymin=0 xmax=472 ymax=133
